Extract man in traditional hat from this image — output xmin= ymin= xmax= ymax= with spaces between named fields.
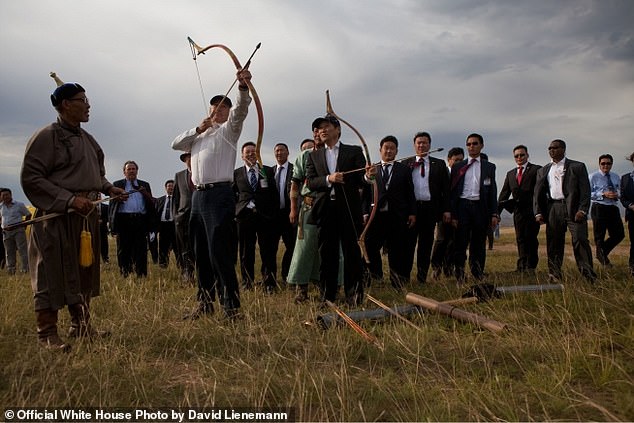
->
xmin=171 ymin=68 xmax=252 ymax=319
xmin=21 ymin=77 xmax=127 ymax=351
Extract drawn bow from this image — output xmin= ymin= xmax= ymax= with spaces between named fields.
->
xmin=325 ymin=90 xmax=378 ymax=263
xmin=187 ymin=37 xmax=264 ymax=168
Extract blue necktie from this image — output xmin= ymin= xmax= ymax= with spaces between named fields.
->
xmin=606 ymin=173 xmax=615 ymax=191
xmin=249 ymin=168 xmax=258 ymax=190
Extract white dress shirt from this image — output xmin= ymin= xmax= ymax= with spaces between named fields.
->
xmin=171 ymin=89 xmax=251 ymax=185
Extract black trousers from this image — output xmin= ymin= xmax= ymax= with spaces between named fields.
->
xmin=627 ymin=219 xmax=634 ymax=276
xmin=406 ymin=201 xmax=437 ymax=283
xmin=115 ymin=213 xmax=149 ymax=277
xmin=454 ymin=199 xmax=488 ymax=281
xmin=99 ymin=219 xmax=109 ymax=262
xmin=175 ymin=213 xmax=195 ymax=277
xmin=318 ymin=199 xmax=364 ymax=302
xmin=158 ymin=221 xmax=176 ymax=266
xmin=365 ymin=210 xmax=411 ymax=286
xmin=431 ymin=221 xmax=456 ymax=276
xmin=271 ymin=208 xmax=297 ymax=281
xmin=236 ymin=209 xmax=277 ymax=288
xmin=513 ymin=208 xmax=540 ymax=270
xmin=591 ymin=203 xmax=625 ymax=264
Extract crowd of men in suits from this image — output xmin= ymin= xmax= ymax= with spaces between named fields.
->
xmin=97 ymin=70 xmax=634 ymax=318
xmin=100 ymin=131 xmax=634 ymax=303
xmin=18 ymin=75 xmax=634 ymax=353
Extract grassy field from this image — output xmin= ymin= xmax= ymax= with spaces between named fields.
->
xmin=1 ymin=228 xmax=633 ymax=421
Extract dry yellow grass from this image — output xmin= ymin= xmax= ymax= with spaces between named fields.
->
xmin=1 ymin=227 xmax=633 ymax=421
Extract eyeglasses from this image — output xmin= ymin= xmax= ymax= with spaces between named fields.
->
xmin=67 ymin=97 xmax=89 ymax=104
xmin=514 ymin=153 xmax=526 ymax=158
xmin=599 ymin=162 xmax=612 ymax=166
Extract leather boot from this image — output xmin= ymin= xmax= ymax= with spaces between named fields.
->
xmin=36 ymin=309 xmax=71 ymax=352
xmin=68 ymin=302 xmax=110 ymax=339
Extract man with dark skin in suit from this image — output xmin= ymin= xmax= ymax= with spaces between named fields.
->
xmin=534 ymin=139 xmax=596 ymax=282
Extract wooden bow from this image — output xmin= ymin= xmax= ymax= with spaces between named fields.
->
xmin=187 ymin=37 xmax=264 ymax=168
xmin=325 ymin=90 xmax=377 ymax=263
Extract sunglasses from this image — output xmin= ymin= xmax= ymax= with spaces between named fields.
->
xmin=599 ymin=162 xmax=612 ymax=166
xmin=67 ymin=97 xmax=89 ymax=104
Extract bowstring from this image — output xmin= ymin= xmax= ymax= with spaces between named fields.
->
xmin=189 ymin=40 xmax=208 ymax=116
xmin=188 ymin=38 xmax=237 ymax=152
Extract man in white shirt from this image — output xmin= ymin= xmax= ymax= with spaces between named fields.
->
xmin=0 ymin=188 xmax=31 ymax=274
xmin=171 ymin=68 xmax=252 ymax=319
xmin=156 ymin=180 xmax=176 ymax=268
xmin=449 ymin=134 xmax=499 ymax=285
xmin=534 ymin=139 xmax=596 ymax=282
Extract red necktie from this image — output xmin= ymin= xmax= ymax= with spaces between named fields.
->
xmin=188 ymin=171 xmax=195 ymax=191
xmin=419 ymin=159 xmax=425 ymax=177
xmin=451 ymin=158 xmax=476 ymax=189
xmin=517 ymin=166 xmax=523 ymax=185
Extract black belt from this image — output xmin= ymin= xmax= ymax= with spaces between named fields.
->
xmin=195 ymin=181 xmax=231 ymax=191
xmin=460 ymin=198 xmax=480 ymax=203
xmin=416 ymin=200 xmax=431 ymax=204
xmin=549 ymin=199 xmax=565 ymax=203
xmin=118 ymin=212 xmax=146 ymax=218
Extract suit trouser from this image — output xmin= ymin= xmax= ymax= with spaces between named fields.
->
xmin=431 ymin=221 xmax=456 ymax=276
xmin=115 ymin=213 xmax=148 ymax=277
xmin=366 ymin=210 xmax=410 ymax=286
xmin=99 ymin=220 xmax=109 ymax=262
xmin=174 ymin=213 xmax=195 ymax=276
xmin=190 ymin=187 xmax=239 ymax=311
xmin=513 ymin=209 xmax=540 ymax=270
xmin=3 ymin=228 xmax=28 ymax=273
xmin=627 ymin=219 xmax=634 ymax=276
xmin=591 ymin=203 xmax=624 ymax=263
xmin=158 ymin=221 xmax=176 ymax=266
xmin=406 ymin=201 xmax=437 ymax=283
xmin=317 ymin=199 xmax=364 ymax=302
xmin=546 ymin=201 xmax=596 ymax=279
xmin=271 ymin=208 xmax=297 ymax=281
xmin=454 ymin=199 xmax=488 ymax=280
xmin=236 ymin=210 xmax=277 ymax=288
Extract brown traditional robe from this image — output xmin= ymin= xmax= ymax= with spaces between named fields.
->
xmin=21 ymin=118 xmax=113 ymax=311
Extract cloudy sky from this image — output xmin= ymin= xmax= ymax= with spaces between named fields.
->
xmin=1 ymin=0 xmax=633 ymax=203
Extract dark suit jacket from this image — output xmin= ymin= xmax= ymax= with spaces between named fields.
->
xmin=402 ymin=156 xmax=450 ymax=220
xmin=172 ymin=168 xmax=192 ymax=227
xmin=620 ymin=171 xmax=634 ymax=222
xmin=498 ymin=162 xmax=541 ymax=215
xmin=534 ymin=158 xmax=591 ymax=221
xmin=233 ymin=165 xmax=278 ymax=220
xmin=306 ymin=143 xmax=366 ymax=226
xmin=363 ymin=161 xmax=416 ymax=223
xmin=450 ymin=157 xmax=498 ymax=219
xmin=275 ymin=162 xmax=293 ymax=210
xmin=109 ymin=178 xmax=156 ymax=233
xmin=156 ymin=195 xmax=174 ymax=222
